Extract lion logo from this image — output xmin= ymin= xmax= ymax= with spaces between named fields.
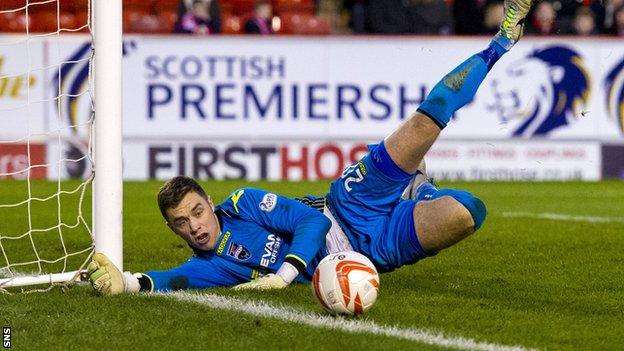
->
xmin=604 ymin=58 xmax=624 ymax=134
xmin=51 ymin=41 xmax=136 ymax=178
xmin=51 ymin=42 xmax=92 ymax=178
xmin=486 ymin=46 xmax=591 ymax=138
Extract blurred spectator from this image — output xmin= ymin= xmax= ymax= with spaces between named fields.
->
xmin=408 ymin=0 xmax=454 ymax=35
xmin=367 ymin=0 xmax=409 ymax=33
xmin=367 ymin=0 xmax=452 ymax=34
xmin=481 ymin=1 xmax=504 ymax=34
xmin=453 ymin=0 xmax=489 ymax=34
xmin=615 ymin=5 xmax=624 ymax=35
xmin=245 ymin=1 xmax=274 ymax=34
xmin=527 ymin=1 xmax=559 ymax=35
xmin=343 ymin=0 xmax=368 ymax=33
xmin=176 ymin=0 xmax=221 ymax=33
xmin=551 ymin=0 xmax=583 ymax=33
xmin=175 ymin=0 xmax=217 ymax=34
xmin=552 ymin=0 xmax=583 ymax=21
xmin=569 ymin=7 xmax=598 ymax=35
xmin=593 ymin=0 xmax=624 ymax=34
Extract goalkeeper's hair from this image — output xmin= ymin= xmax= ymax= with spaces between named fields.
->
xmin=157 ymin=176 xmax=208 ymax=220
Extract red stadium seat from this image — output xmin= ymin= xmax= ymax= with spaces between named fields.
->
xmin=124 ymin=0 xmax=155 ymax=13
xmin=302 ymin=15 xmax=329 ymax=35
xmin=222 ymin=15 xmax=242 ymax=34
xmin=0 ymin=0 xmax=26 ymax=12
xmin=157 ymin=10 xmax=178 ymax=32
xmin=0 ymin=12 xmax=27 ymax=32
xmin=69 ymin=0 xmax=89 ymax=13
xmin=123 ymin=9 xmax=150 ymax=32
xmin=227 ymin=0 xmax=256 ymax=15
xmin=57 ymin=0 xmax=86 ymax=13
xmin=155 ymin=0 xmax=179 ymax=13
xmin=58 ymin=12 xmax=79 ymax=31
xmin=279 ymin=13 xmax=329 ymax=35
xmin=278 ymin=12 xmax=300 ymax=33
xmin=0 ymin=0 xmax=87 ymax=16
xmin=220 ymin=2 xmax=235 ymax=17
xmin=274 ymin=0 xmax=315 ymax=15
xmin=274 ymin=0 xmax=315 ymax=7
xmin=73 ymin=10 xmax=90 ymax=31
xmin=26 ymin=0 xmax=59 ymax=15
xmin=127 ymin=14 xmax=169 ymax=33
xmin=29 ymin=12 xmax=77 ymax=33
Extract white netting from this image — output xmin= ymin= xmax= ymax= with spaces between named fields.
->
xmin=0 ymin=0 xmax=95 ymax=290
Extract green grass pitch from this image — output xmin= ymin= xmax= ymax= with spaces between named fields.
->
xmin=1 ymin=180 xmax=623 ymax=350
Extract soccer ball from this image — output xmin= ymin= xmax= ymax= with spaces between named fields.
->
xmin=312 ymin=251 xmax=379 ymax=315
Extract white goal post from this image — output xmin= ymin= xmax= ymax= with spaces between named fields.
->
xmin=0 ymin=0 xmax=123 ymax=289
xmin=92 ymin=0 xmax=123 ymax=272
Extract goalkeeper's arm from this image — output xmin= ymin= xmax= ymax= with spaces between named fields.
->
xmin=231 ymin=190 xmax=332 ymax=290
xmin=232 ymin=260 xmax=299 ymax=290
xmin=232 ymin=214 xmax=331 ymax=291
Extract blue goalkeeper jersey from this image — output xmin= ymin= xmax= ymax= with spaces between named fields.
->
xmin=145 ymin=188 xmax=331 ymax=292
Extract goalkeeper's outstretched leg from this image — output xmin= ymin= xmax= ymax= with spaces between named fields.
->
xmin=382 ymin=0 xmax=533 ymax=254
xmin=385 ymin=0 xmax=533 ymax=174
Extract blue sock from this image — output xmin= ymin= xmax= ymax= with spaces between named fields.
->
xmin=420 ymin=188 xmax=487 ymax=230
xmin=477 ymin=40 xmax=506 ymax=71
xmin=417 ymin=39 xmax=507 ymax=129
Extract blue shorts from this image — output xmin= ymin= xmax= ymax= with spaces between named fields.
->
xmin=326 ymin=142 xmax=428 ymax=273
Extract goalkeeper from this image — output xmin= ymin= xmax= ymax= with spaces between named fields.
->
xmin=88 ymin=0 xmax=533 ymax=295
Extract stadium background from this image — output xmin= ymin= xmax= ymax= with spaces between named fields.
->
xmin=1 ymin=1 xmax=624 ymax=350
xmin=1 ymin=0 xmax=623 ymax=183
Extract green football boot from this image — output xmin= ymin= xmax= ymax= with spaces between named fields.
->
xmin=493 ymin=0 xmax=533 ymax=51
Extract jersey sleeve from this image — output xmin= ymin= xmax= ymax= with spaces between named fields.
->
xmin=143 ymin=255 xmax=249 ymax=292
xmin=224 ymin=188 xmax=331 ymax=273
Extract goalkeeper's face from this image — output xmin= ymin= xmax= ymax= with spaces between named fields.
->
xmin=166 ymin=191 xmax=220 ymax=251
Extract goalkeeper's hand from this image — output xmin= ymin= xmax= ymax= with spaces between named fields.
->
xmin=87 ymin=253 xmax=140 ymax=296
xmin=232 ymin=261 xmax=300 ymax=290
xmin=232 ymin=273 xmax=288 ymax=290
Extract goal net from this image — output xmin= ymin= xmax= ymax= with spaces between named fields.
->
xmin=0 ymin=0 xmax=122 ymax=290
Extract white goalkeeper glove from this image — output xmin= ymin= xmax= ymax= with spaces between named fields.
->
xmin=232 ymin=262 xmax=299 ymax=290
xmin=87 ymin=253 xmax=140 ymax=296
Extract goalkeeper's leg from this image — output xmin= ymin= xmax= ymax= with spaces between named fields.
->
xmin=382 ymin=0 xmax=533 ymax=174
xmin=368 ymin=0 xmax=533 ymax=263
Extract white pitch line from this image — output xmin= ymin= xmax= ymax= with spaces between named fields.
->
xmin=161 ymin=291 xmax=536 ymax=351
xmin=502 ymin=212 xmax=624 ymax=224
